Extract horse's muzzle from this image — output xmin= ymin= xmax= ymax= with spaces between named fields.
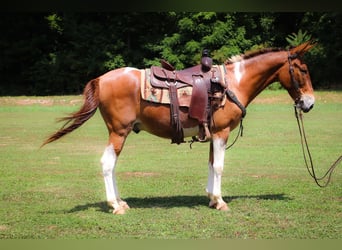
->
xmin=296 ymin=94 xmax=315 ymax=113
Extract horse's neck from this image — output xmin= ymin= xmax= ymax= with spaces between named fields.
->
xmin=230 ymin=51 xmax=287 ymax=107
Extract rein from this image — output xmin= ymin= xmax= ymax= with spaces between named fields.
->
xmin=287 ymin=52 xmax=300 ymax=91
xmin=225 ymin=119 xmax=244 ymax=150
xmin=289 ymin=51 xmax=341 ymax=187
xmin=224 ymin=88 xmax=246 ymax=150
xmin=189 ymin=88 xmax=245 ymax=149
xmin=294 ymin=106 xmax=341 ymax=187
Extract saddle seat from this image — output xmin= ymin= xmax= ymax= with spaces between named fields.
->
xmin=150 ymin=64 xmax=207 ymax=89
xmin=147 ymin=58 xmax=227 ymax=144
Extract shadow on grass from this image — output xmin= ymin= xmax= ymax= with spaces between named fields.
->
xmin=67 ymin=193 xmax=291 ymax=213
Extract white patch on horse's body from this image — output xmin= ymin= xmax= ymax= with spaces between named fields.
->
xmin=123 ymin=67 xmax=137 ymax=74
xmin=233 ymin=60 xmax=245 ymax=84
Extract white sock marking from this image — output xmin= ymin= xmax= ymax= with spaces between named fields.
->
xmin=101 ymin=144 xmax=119 ymax=206
xmin=207 ymin=138 xmax=226 ymax=197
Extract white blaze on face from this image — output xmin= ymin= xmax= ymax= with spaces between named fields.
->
xmin=233 ymin=60 xmax=245 ymax=84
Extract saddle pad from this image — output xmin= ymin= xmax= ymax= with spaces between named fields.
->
xmin=140 ymin=69 xmax=193 ymax=107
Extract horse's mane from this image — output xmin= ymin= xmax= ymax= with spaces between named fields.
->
xmin=225 ymin=47 xmax=283 ymax=64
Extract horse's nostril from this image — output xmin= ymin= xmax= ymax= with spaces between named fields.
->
xmin=303 ymin=104 xmax=314 ymax=113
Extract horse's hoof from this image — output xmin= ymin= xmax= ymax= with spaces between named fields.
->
xmin=113 ymin=207 xmax=126 ymax=215
xmin=119 ymin=201 xmax=130 ymax=210
xmin=216 ymin=202 xmax=230 ymax=211
xmin=209 ymin=201 xmax=230 ymax=211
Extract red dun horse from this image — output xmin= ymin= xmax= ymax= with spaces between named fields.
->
xmin=42 ymin=42 xmax=315 ymax=214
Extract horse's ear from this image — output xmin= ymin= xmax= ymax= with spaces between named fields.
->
xmin=291 ymin=40 xmax=317 ymax=57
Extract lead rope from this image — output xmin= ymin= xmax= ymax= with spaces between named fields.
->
xmin=294 ymin=105 xmax=341 ymax=187
xmin=225 ymin=119 xmax=244 ymax=150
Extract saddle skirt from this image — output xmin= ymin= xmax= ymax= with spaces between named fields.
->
xmin=140 ymin=64 xmax=226 ymax=108
xmin=140 ymin=68 xmax=193 ymax=107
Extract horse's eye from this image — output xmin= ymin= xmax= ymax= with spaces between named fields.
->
xmin=295 ymin=63 xmax=308 ymax=74
xmin=299 ymin=68 xmax=307 ymax=74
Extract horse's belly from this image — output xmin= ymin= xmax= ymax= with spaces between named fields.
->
xmin=135 ymin=118 xmax=199 ymax=139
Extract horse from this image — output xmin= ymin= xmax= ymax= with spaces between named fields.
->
xmin=42 ymin=41 xmax=315 ymax=214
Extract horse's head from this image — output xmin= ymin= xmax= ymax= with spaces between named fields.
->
xmin=279 ymin=41 xmax=316 ymax=113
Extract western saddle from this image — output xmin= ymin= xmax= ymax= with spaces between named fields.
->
xmin=149 ymin=49 xmax=227 ymax=144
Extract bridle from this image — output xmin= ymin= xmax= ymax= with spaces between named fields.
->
xmin=287 ymin=52 xmax=300 ymax=88
xmin=287 ymin=52 xmax=303 ymax=105
xmin=288 ymin=51 xmax=341 ymax=187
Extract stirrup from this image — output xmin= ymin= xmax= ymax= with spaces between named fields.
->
xmin=198 ymin=123 xmax=211 ymax=142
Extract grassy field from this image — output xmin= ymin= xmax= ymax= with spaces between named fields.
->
xmin=0 ymin=90 xmax=341 ymax=239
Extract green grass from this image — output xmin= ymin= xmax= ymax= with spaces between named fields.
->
xmin=0 ymin=91 xmax=341 ymax=239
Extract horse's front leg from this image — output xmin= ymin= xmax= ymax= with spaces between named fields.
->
xmin=206 ymin=133 xmax=229 ymax=211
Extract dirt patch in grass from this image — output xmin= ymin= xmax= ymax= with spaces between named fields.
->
xmin=0 ymin=96 xmax=83 ymax=106
xmin=119 ymin=172 xmax=161 ymax=179
xmin=250 ymin=90 xmax=342 ymax=104
xmin=16 ymin=99 xmax=54 ymax=106
xmin=248 ymin=174 xmax=288 ymax=179
xmin=252 ymin=95 xmax=292 ymax=104
xmin=314 ymin=91 xmax=342 ymax=103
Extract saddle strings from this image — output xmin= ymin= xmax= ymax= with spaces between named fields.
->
xmin=294 ymin=105 xmax=341 ymax=187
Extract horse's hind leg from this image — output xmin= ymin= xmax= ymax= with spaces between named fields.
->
xmin=101 ymin=132 xmax=130 ymax=214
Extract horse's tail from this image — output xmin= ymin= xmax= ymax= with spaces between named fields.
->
xmin=41 ymin=78 xmax=100 ymax=147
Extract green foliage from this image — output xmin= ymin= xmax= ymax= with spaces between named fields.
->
xmin=46 ymin=14 xmax=63 ymax=34
xmin=267 ymin=82 xmax=283 ymax=90
xmin=103 ymin=54 xmax=126 ymax=70
xmin=0 ymin=12 xmax=341 ymax=95
xmin=286 ymin=29 xmax=312 ymax=47
xmin=147 ymin=13 xmax=256 ymax=68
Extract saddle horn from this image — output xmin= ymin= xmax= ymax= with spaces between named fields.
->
xmin=201 ymin=49 xmax=212 ymax=72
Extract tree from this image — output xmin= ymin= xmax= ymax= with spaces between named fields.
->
xmin=0 ymin=12 xmax=340 ymax=95
xmin=299 ymin=12 xmax=342 ymax=88
xmin=144 ymin=12 xmax=258 ymax=69
xmin=0 ymin=13 xmax=55 ymax=95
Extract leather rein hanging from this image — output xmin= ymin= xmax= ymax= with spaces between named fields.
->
xmin=224 ymin=89 xmax=245 ymax=150
xmin=288 ymin=51 xmax=341 ymax=187
xmin=294 ymin=106 xmax=341 ymax=187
